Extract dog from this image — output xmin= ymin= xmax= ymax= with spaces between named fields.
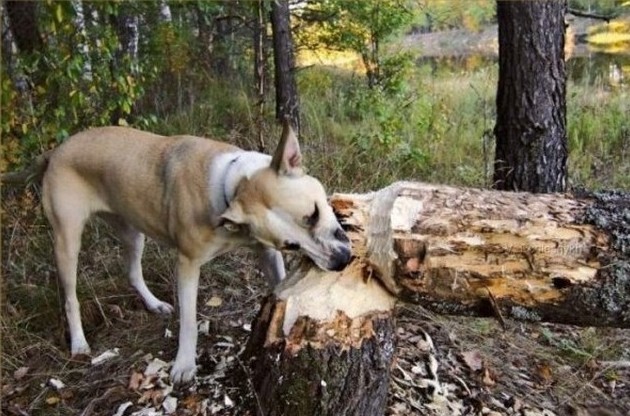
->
xmin=41 ymin=120 xmax=352 ymax=383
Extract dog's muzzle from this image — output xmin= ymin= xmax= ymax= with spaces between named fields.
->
xmin=329 ymin=246 xmax=352 ymax=271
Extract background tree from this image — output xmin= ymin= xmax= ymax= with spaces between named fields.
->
xmin=270 ymin=0 xmax=300 ymax=133
xmin=493 ymin=0 xmax=568 ymax=193
xmin=253 ymin=0 xmax=269 ymax=150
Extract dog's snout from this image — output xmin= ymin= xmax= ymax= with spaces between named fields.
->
xmin=334 ymin=227 xmax=350 ymax=243
xmin=330 ymin=247 xmax=352 ymax=272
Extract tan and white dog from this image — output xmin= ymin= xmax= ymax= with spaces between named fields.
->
xmin=42 ymin=120 xmax=351 ymax=383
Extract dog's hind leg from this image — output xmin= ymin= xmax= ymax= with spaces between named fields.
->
xmin=102 ymin=215 xmax=174 ymax=315
xmin=43 ymin=191 xmax=91 ymax=356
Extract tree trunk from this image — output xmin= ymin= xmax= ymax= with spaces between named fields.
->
xmin=211 ymin=17 xmax=231 ymax=76
xmin=254 ymin=0 xmax=268 ymax=152
xmin=109 ymin=4 xmax=139 ymax=124
xmin=493 ymin=0 xmax=568 ymax=193
xmin=2 ymin=2 xmax=20 ymax=90
xmin=72 ymin=0 xmax=92 ymax=81
xmin=246 ymin=181 xmax=630 ymax=414
xmin=270 ymin=0 xmax=300 ymax=134
xmin=5 ymin=1 xmax=42 ymax=54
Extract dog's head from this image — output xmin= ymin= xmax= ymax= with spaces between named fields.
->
xmin=221 ymin=120 xmax=352 ymax=272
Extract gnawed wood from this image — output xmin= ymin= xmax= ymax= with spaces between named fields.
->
xmin=245 ymin=262 xmax=396 ymax=416
xmin=330 ymin=181 xmax=630 ymax=327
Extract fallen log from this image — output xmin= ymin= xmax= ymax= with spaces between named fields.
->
xmin=336 ymin=182 xmax=630 ymax=328
xmin=245 ymin=181 xmax=630 ymax=415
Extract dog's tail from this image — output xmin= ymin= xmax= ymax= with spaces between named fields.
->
xmin=1 ymin=150 xmax=53 ymax=186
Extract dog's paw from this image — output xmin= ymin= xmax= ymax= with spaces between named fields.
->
xmin=170 ymin=360 xmax=197 ymax=384
xmin=147 ymin=300 xmax=174 ymax=315
xmin=71 ymin=341 xmax=91 ymax=357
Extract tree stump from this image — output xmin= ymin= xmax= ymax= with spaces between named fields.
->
xmin=246 ymin=266 xmax=396 ymax=416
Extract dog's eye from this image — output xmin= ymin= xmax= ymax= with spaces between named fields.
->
xmin=304 ymin=204 xmax=319 ymax=228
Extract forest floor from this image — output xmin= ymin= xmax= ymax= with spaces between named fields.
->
xmin=1 ymin=189 xmax=629 ymax=416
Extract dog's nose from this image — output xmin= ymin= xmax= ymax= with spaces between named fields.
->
xmin=330 ymin=247 xmax=352 ymax=271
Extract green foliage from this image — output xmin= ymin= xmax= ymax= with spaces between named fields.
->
xmin=1 ymin=1 xmax=157 ymax=170
xmin=299 ymin=0 xmax=416 ymax=88
xmin=413 ymin=0 xmax=496 ymax=32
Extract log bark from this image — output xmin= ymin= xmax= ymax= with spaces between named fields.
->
xmin=246 ymin=181 xmax=630 ymax=414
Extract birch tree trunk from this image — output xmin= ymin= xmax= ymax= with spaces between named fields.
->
xmin=72 ymin=0 xmax=92 ymax=81
xmin=254 ymin=0 xmax=268 ymax=151
xmin=246 ymin=181 xmax=630 ymax=415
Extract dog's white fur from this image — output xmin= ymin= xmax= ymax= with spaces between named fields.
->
xmin=42 ymin=121 xmax=351 ymax=383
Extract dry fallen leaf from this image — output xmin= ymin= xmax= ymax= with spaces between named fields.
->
xmin=206 ymin=296 xmax=223 ymax=307
xmin=144 ymin=358 xmax=169 ymax=376
xmin=48 ymin=378 xmax=65 ymax=390
xmin=91 ymin=348 xmax=120 ymax=365
xmin=129 ymin=370 xmax=144 ymax=391
xmin=536 ymin=362 xmax=553 ymax=384
xmin=162 ymin=395 xmax=178 ymax=414
xmin=46 ymin=396 xmax=61 ymax=405
xmin=181 ymin=394 xmax=203 ymax=410
xmin=13 ymin=367 xmax=29 ymax=381
xmin=461 ymin=350 xmax=484 ymax=372
xmin=482 ymin=367 xmax=496 ymax=386
xmin=138 ymin=389 xmax=165 ymax=406
xmin=198 ymin=320 xmax=210 ymax=335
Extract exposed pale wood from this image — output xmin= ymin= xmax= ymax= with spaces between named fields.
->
xmin=245 ymin=263 xmax=396 ymax=416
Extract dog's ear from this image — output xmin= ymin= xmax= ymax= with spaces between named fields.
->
xmin=220 ymin=202 xmax=247 ymax=232
xmin=270 ymin=117 xmax=302 ymax=176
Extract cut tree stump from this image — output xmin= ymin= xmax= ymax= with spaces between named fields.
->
xmin=246 ymin=181 xmax=630 ymax=415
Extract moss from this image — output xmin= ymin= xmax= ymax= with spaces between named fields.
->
xmin=509 ymin=306 xmax=542 ymax=322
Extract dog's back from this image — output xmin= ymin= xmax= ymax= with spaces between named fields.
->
xmin=43 ymin=126 xmax=237 ymax=245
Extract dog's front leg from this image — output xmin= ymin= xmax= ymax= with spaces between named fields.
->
xmin=258 ymin=247 xmax=286 ymax=287
xmin=170 ymin=255 xmax=201 ymax=383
